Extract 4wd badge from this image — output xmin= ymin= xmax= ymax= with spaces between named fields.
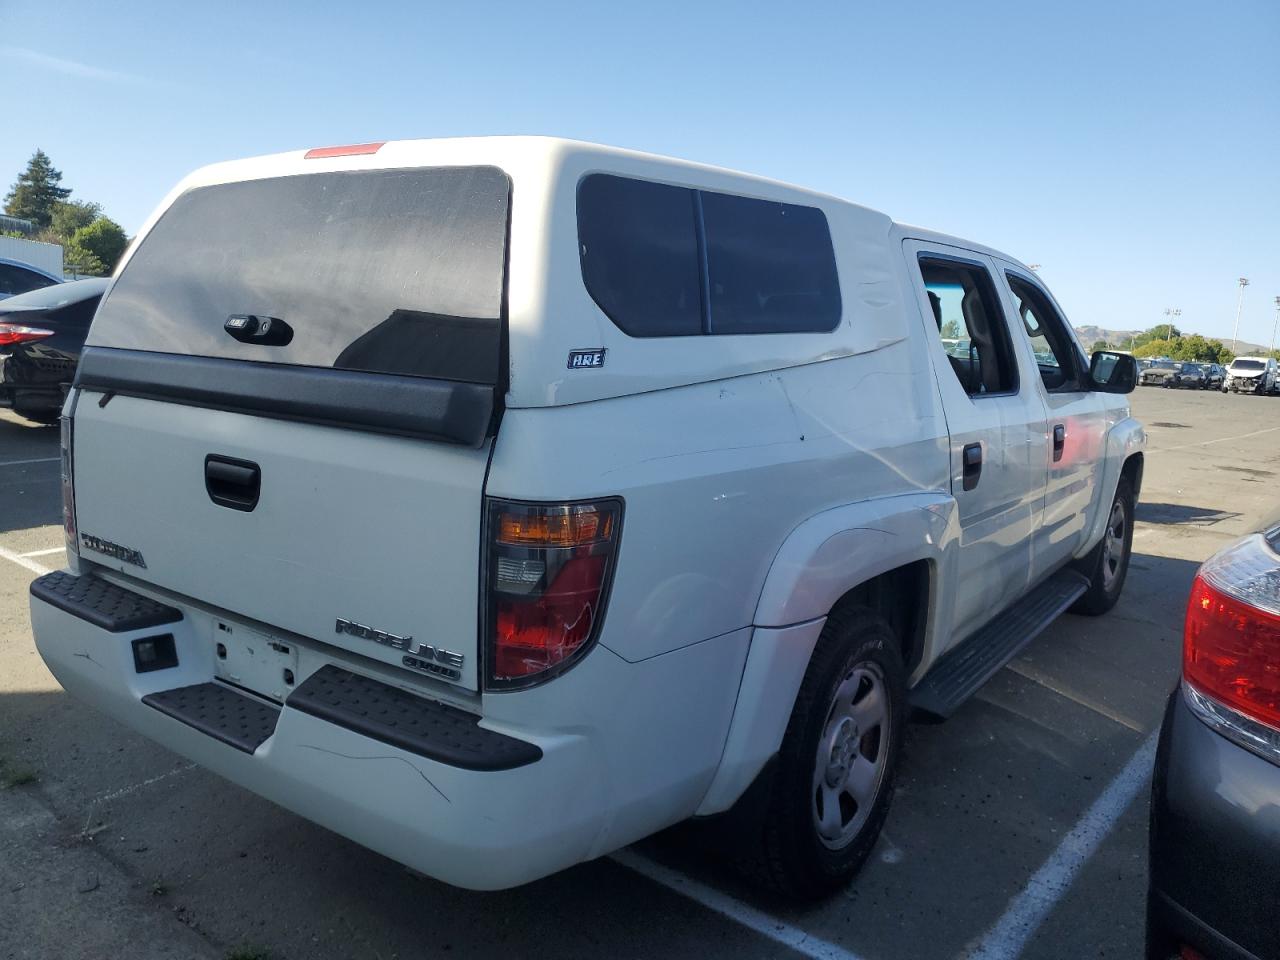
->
xmin=567 ymin=348 xmax=606 ymax=370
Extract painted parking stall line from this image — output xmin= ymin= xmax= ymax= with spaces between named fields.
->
xmin=0 ymin=456 xmax=60 ymax=467
xmin=964 ymin=732 xmax=1160 ymax=960
xmin=19 ymin=547 xmax=66 ymax=559
xmin=611 ymin=849 xmax=869 ymax=960
xmin=0 ymin=544 xmax=51 ymax=576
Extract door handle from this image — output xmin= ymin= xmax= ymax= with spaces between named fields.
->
xmin=205 ymin=455 xmax=261 ymax=512
xmin=962 ymin=442 xmax=983 ymax=491
xmin=1052 ymin=424 xmax=1066 ymax=463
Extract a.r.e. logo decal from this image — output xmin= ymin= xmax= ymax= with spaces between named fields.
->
xmin=567 ymin=348 xmax=606 ymax=370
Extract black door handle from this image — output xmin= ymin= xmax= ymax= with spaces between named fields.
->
xmin=1052 ymin=424 xmax=1066 ymax=463
xmin=205 ymin=455 xmax=261 ymax=512
xmin=962 ymin=442 xmax=983 ymax=491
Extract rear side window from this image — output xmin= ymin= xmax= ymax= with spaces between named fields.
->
xmin=577 ymin=174 xmax=841 ymax=337
xmin=919 ymin=257 xmax=1018 ymax=396
xmin=575 ymin=175 xmax=702 ymax=336
xmin=90 ymin=166 xmax=510 ymax=384
xmin=0 ymin=264 xmax=58 ymax=296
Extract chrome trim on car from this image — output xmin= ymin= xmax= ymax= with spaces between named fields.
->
xmin=1183 ymin=680 xmax=1280 ymax=767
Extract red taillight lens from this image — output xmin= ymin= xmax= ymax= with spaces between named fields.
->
xmin=0 ymin=323 xmax=55 ymax=346
xmin=486 ymin=499 xmax=622 ymax=689
xmin=303 ymin=141 xmax=385 ymax=159
xmin=1184 ymin=569 xmax=1280 ymax=731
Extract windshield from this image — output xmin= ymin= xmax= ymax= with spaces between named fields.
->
xmin=89 ymin=166 xmax=511 ymax=384
xmin=1231 ymin=359 xmax=1265 ymax=371
xmin=1181 ymin=363 xmax=1202 ymax=373
xmin=0 ymin=278 xmax=108 ymax=312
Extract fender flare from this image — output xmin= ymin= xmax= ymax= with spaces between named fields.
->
xmin=1076 ymin=415 xmax=1145 ymax=558
xmin=696 ymin=491 xmax=960 ymax=815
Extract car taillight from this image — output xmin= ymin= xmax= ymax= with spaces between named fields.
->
xmin=484 ymin=498 xmax=623 ymax=689
xmin=0 ymin=323 xmax=54 ymax=346
xmin=61 ymin=410 xmax=78 ymax=562
xmin=1183 ymin=536 xmax=1280 ymax=733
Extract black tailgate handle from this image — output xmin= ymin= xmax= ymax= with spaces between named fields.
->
xmin=205 ymin=455 xmax=261 ymax=512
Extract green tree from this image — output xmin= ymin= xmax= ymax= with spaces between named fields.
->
xmin=1133 ymin=338 xmax=1175 ymax=359
xmin=1132 ymin=325 xmax=1181 ymax=349
xmin=61 ymin=238 xmax=105 ymax=277
xmin=3 ymin=150 xmax=72 ymax=228
xmin=940 ymin=319 xmax=962 ymax=339
xmin=1090 ymin=339 xmax=1110 ymax=353
xmin=48 ymin=199 xmax=101 ymax=239
xmin=70 ymin=217 xmax=128 ymax=274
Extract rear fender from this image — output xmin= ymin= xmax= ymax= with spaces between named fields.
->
xmin=696 ymin=492 xmax=959 ymax=815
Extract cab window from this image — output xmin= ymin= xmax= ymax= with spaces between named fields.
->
xmin=918 ymin=257 xmax=1018 ymax=396
xmin=1005 ymin=273 xmax=1081 ymax=391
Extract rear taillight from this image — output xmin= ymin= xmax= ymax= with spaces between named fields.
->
xmin=1183 ymin=535 xmax=1280 ymax=734
xmin=484 ymin=498 xmax=623 ymax=689
xmin=61 ymin=409 xmax=78 ymax=563
xmin=0 ymin=323 xmax=54 ymax=346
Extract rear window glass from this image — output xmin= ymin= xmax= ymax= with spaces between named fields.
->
xmin=577 ymin=174 xmax=840 ymax=337
xmin=1231 ymin=359 xmax=1265 ymax=371
xmin=89 ymin=166 xmax=510 ymax=384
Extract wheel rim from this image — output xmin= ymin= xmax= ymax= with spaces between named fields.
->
xmin=1101 ymin=497 xmax=1128 ymax=590
xmin=811 ymin=662 xmax=889 ymax=850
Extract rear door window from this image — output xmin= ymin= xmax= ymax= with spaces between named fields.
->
xmin=1004 ymin=273 xmax=1083 ymax=391
xmin=577 ymin=174 xmax=841 ymax=337
xmin=89 ymin=166 xmax=510 ymax=384
xmin=919 ymin=257 xmax=1018 ymax=396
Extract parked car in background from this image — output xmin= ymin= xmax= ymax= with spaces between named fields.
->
xmin=1139 ymin=359 xmax=1180 ymax=387
xmin=1202 ymin=363 xmax=1226 ymax=391
xmin=0 ymin=257 xmax=61 ymax=301
xmin=1168 ymin=362 xmax=1208 ymax=390
xmin=1224 ymin=357 xmax=1278 ymax=395
xmin=1147 ymin=507 xmax=1280 ymax=960
xmin=29 ymin=137 xmax=1144 ymax=900
xmin=0 ymin=278 xmax=108 ymax=424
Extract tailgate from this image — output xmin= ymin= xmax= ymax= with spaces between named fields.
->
xmin=72 ymin=392 xmax=488 ymax=690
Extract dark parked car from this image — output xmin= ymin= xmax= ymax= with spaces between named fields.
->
xmin=1203 ymin=363 xmax=1226 ymax=391
xmin=1147 ymin=508 xmax=1280 ymax=960
xmin=1139 ymin=359 xmax=1179 ymax=386
xmin=0 ymin=257 xmax=62 ymax=300
xmin=1168 ymin=362 xmax=1208 ymax=389
xmin=0 ymin=278 xmax=107 ymax=424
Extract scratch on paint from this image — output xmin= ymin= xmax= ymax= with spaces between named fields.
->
xmin=298 ymin=744 xmax=450 ymax=803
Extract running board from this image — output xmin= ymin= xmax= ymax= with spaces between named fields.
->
xmin=908 ymin=569 xmax=1089 ymax=719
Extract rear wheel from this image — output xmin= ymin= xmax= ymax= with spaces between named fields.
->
xmin=1072 ymin=476 xmax=1135 ymax=615
xmin=737 ymin=606 xmax=905 ymax=899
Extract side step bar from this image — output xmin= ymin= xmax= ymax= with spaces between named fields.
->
xmin=909 ymin=569 xmax=1089 ymax=719
xmin=143 ymin=682 xmax=280 ymax=754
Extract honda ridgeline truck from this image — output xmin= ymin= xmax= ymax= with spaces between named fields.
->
xmin=30 ymin=138 xmax=1144 ymax=899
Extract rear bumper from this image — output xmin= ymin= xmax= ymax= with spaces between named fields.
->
xmin=31 ymin=570 xmax=748 ymax=890
xmin=1148 ymin=688 xmax=1280 ymax=960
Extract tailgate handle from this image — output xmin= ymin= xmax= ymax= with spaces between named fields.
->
xmin=204 ymin=455 xmax=261 ymax=512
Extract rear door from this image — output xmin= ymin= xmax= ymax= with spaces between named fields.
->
xmin=904 ymin=240 xmax=1044 ymax=645
xmin=71 ymin=165 xmax=512 ymax=692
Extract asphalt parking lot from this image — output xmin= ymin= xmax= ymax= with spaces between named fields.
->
xmin=2 ymin=387 xmax=1278 ymax=960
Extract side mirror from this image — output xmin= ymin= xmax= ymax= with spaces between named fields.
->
xmin=1089 ymin=351 xmax=1137 ymax=394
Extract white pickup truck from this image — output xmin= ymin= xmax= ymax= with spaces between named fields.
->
xmin=30 ymin=137 xmax=1144 ymax=899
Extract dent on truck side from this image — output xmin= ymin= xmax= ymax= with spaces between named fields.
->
xmin=695 ymin=492 xmax=960 ymax=815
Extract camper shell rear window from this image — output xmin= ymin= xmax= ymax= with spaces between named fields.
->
xmin=89 ymin=166 xmax=510 ymax=384
xmin=577 ymin=174 xmax=841 ymax=338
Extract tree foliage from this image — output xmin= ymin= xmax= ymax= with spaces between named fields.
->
xmin=940 ymin=319 xmax=963 ymax=339
xmin=3 ymin=150 xmax=71 ymax=228
xmin=71 ymin=217 xmax=128 ymax=274
xmin=49 ymin=199 xmax=101 ymax=238
xmin=1090 ymin=339 xmax=1110 ymax=353
xmin=1132 ymin=335 xmax=1232 ymax=363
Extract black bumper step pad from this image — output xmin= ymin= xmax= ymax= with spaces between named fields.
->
xmin=909 ymin=569 xmax=1089 ymax=719
xmin=143 ymin=682 xmax=280 ymax=754
xmin=30 ymin=570 xmax=182 ymax=633
xmin=287 ymin=666 xmax=542 ymax=771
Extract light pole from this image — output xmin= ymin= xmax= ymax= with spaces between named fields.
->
xmin=1163 ymin=307 xmax=1181 ymax=345
xmin=1231 ymin=277 xmax=1249 ymax=355
xmin=1271 ymin=295 xmax=1279 ymax=359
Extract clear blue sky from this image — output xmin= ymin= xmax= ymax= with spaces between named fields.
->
xmin=4 ymin=0 xmax=1278 ymax=347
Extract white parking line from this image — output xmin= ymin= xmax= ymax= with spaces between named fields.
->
xmin=610 ymin=848 xmax=867 ymax=960
xmin=19 ymin=547 xmax=65 ymax=558
xmin=0 ymin=457 xmax=59 ymax=467
xmin=1150 ymin=423 xmax=1280 ymax=454
xmin=0 ymin=544 xmax=51 ymax=575
xmin=964 ymin=731 xmax=1159 ymax=960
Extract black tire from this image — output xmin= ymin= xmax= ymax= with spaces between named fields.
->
xmin=16 ymin=409 xmax=59 ymax=426
xmin=735 ymin=606 xmax=905 ymax=899
xmin=1071 ymin=476 xmax=1135 ymax=616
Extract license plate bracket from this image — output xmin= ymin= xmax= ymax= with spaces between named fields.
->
xmin=213 ymin=620 xmax=298 ymax=703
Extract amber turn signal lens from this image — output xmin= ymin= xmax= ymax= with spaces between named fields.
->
xmin=497 ymin=508 xmax=614 ymax=547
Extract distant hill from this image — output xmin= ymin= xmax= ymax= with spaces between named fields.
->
xmin=1073 ymin=325 xmax=1270 ymax=355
